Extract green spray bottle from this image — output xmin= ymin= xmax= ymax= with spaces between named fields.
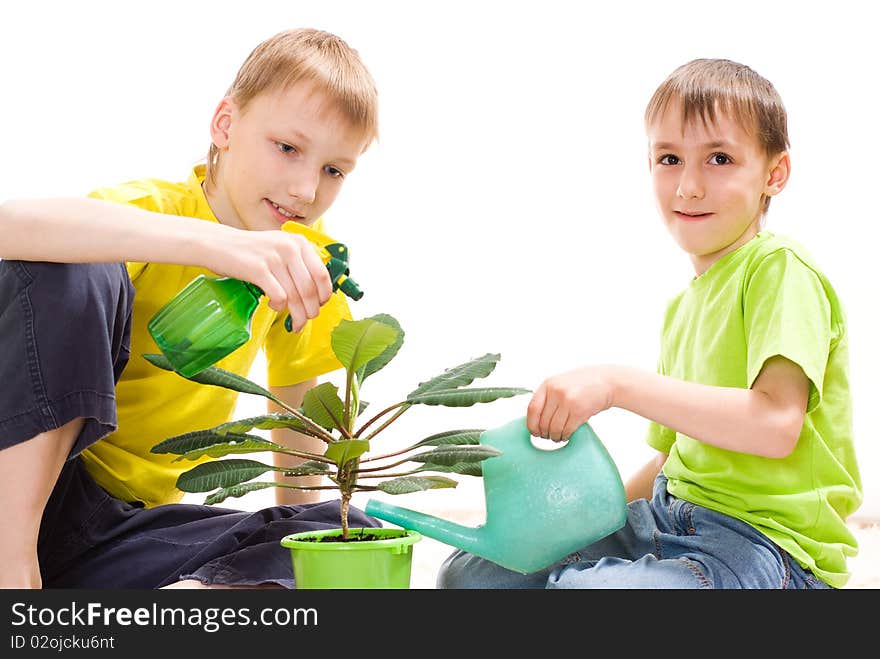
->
xmin=147 ymin=221 xmax=362 ymax=377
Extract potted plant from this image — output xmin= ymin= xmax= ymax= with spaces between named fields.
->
xmin=147 ymin=313 xmax=529 ymax=588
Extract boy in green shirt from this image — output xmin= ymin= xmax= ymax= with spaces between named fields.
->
xmin=438 ymin=58 xmax=861 ymax=589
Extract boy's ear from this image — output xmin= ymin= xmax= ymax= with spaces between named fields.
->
xmin=765 ymin=151 xmax=791 ymax=197
xmin=209 ymin=97 xmax=235 ymax=149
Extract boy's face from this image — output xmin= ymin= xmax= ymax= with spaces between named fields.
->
xmin=647 ymin=99 xmax=789 ymax=275
xmin=207 ymin=81 xmax=370 ymax=231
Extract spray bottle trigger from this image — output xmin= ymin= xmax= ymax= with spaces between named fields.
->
xmin=283 ymin=241 xmax=362 ymax=332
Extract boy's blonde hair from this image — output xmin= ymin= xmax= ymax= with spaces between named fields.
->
xmin=206 ymin=28 xmax=379 ymax=186
xmin=645 ymin=58 xmax=789 ymax=214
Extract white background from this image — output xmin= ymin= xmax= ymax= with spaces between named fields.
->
xmin=2 ymin=0 xmax=877 ymax=519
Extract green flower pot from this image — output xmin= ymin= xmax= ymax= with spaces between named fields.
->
xmin=281 ymin=527 xmax=422 ymax=589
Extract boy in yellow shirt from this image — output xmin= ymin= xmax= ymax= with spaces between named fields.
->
xmin=0 ymin=28 xmax=381 ymax=588
xmin=438 ymin=58 xmax=861 ymax=589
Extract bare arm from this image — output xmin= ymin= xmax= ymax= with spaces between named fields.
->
xmin=0 ymin=198 xmax=331 ymax=332
xmin=0 ymin=197 xmax=225 ymax=265
xmin=624 ymin=451 xmax=667 ymax=502
xmin=527 ymin=355 xmax=810 ymax=459
xmin=268 ymin=379 xmax=325 ymax=505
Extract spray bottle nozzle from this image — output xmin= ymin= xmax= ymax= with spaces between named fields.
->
xmin=282 ymin=237 xmax=363 ymax=332
xmin=338 ymin=276 xmax=363 ymax=301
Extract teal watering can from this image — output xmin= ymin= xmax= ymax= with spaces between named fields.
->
xmin=365 ymin=416 xmax=628 ymax=574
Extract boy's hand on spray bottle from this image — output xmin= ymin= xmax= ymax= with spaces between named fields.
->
xmin=526 ymin=365 xmax=617 ymax=442
xmin=208 ymin=227 xmax=333 ymax=333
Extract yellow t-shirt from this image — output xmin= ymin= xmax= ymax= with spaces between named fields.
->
xmin=81 ymin=164 xmax=351 ymax=507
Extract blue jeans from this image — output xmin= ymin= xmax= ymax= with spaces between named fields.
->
xmin=437 ymin=473 xmax=829 ymax=589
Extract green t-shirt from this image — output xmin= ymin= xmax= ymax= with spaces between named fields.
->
xmin=646 ymin=232 xmax=862 ymax=587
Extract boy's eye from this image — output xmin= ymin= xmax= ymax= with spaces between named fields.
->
xmin=709 ymin=152 xmax=732 ymax=165
xmin=658 ymin=154 xmax=680 ymax=165
xmin=324 ymin=165 xmax=344 ymax=179
xmin=276 ymin=142 xmax=296 ymax=154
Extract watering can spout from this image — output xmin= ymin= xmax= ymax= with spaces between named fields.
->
xmin=364 ymin=499 xmax=485 ymax=556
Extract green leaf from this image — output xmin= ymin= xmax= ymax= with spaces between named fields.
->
xmin=415 ymin=461 xmax=485 ymax=476
xmin=175 ymin=458 xmax=279 ymax=493
xmin=330 ymin=318 xmax=400 ymax=373
xmin=282 ymin=461 xmax=332 ymax=477
xmin=374 ymin=475 xmax=458 ymax=494
xmin=302 ymin=382 xmax=345 ymax=431
xmin=412 ymin=429 xmax=484 ymax=448
xmin=152 ymin=430 xmax=269 ymax=456
xmin=204 ymin=481 xmax=278 ymax=505
xmin=407 ymin=353 xmax=501 ymax=397
xmin=213 ymin=413 xmax=313 ymax=435
xmin=408 ymin=445 xmax=502 ymax=466
xmin=357 ymin=314 xmax=404 ymax=381
xmin=174 ymin=436 xmax=283 ymax=462
xmin=407 ymin=387 xmax=531 ymax=407
xmin=143 ymin=353 xmax=284 ymax=406
xmin=324 ymin=439 xmax=370 ymax=467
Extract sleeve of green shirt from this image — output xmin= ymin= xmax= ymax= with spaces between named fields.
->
xmin=743 ymin=248 xmax=832 ymax=413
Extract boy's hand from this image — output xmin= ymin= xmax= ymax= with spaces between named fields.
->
xmin=211 ymin=228 xmax=333 ymax=333
xmin=526 ymin=366 xmax=617 ymax=442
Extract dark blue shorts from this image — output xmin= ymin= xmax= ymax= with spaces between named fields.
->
xmin=0 ymin=260 xmax=380 ymax=588
xmin=40 ymin=459 xmax=379 ymax=588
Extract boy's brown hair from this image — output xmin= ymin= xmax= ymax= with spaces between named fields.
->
xmin=206 ymin=28 xmax=379 ymax=186
xmin=645 ymin=59 xmax=789 ymax=214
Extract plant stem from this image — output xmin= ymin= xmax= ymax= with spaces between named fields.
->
xmin=358 ymin=440 xmax=427 ymax=463
xmin=343 ymin=366 xmax=355 ymax=431
xmin=272 ymin=483 xmax=345 ymax=490
xmin=341 ymin=493 xmax=351 ymax=539
xmin=346 ymin=375 xmax=360 ymax=436
xmin=270 ymin=400 xmax=336 ymax=443
xmin=336 ymin=458 xmax=360 ymax=539
xmin=354 ymin=455 xmax=426 ymax=472
xmin=274 ymin=448 xmax=336 ymax=464
xmin=351 ymin=468 xmax=424 ymax=478
xmin=355 ymin=402 xmax=411 ymax=440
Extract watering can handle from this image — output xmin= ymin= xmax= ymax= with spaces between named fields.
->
xmin=481 ymin=416 xmax=602 ymax=459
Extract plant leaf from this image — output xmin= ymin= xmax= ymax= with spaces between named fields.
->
xmin=330 ymin=318 xmax=400 ymax=373
xmin=408 ymin=445 xmax=502 ymax=466
xmin=412 ymin=429 xmax=484 ymax=448
xmin=415 ymin=461 xmax=485 ymax=476
xmin=282 ymin=461 xmax=332 ymax=477
xmin=143 ymin=353 xmax=284 ymax=406
xmin=408 ymin=387 xmax=531 ymax=407
xmin=302 ymin=382 xmax=345 ymax=431
xmin=214 ymin=413 xmax=313 ymax=436
xmin=324 ymin=439 xmax=370 ymax=467
xmin=151 ymin=430 xmax=270 ymax=456
xmin=374 ymin=475 xmax=458 ymax=494
xmin=407 ymin=352 xmax=501 ymax=397
xmin=176 ymin=458 xmax=280 ymax=492
xmin=204 ymin=481 xmax=277 ymax=505
xmin=174 ymin=437 xmax=283 ymax=462
xmin=357 ymin=314 xmax=404 ymax=382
